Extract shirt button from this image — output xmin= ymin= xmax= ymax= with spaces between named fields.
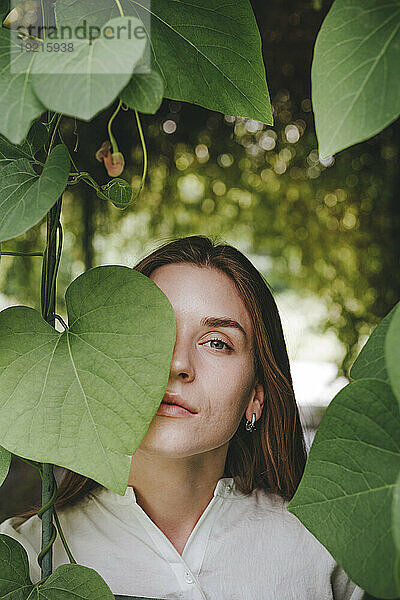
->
xmin=184 ymin=571 xmax=194 ymax=584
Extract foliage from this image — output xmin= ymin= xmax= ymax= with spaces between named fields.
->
xmin=2 ymin=2 xmax=399 ymax=376
xmin=0 ymin=534 xmax=116 ymax=600
xmin=97 ymin=178 xmax=134 ymax=209
xmin=0 ymin=0 xmax=272 ymax=597
xmin=288 ymin=301 xmax=400 ymax=598
xmin=286 ymin=2 xmax=400 ymax=598
xmin=0 ymin=0 xmax=272 ymax=144
xmin=31 ymin=15 xmax=147 ymax=121
xmin=0 ymin=446 xmax=10 ymax=487
xmin=0 ymin=144 xmax=70 ymax=241
xmin=0 ymin=121 xmax=49 ymax=167
xmin=0 ymin=266 xmax=176 ymax=494
xmin=0 ymin=0 xmax=399 ymax=598
xmin=312 ymin=0 xmax=400 ymax=158
xmin=386 ymin=299 xmax=400 ymax=401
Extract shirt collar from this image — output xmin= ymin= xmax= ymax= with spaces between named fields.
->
xmin=93 ymin=476 xmax=236 ymax=506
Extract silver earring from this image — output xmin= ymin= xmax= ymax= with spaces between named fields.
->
xmin=245 ymin=412 xmax=256 ymax=432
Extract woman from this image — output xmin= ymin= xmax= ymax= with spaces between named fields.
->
xmin=0 ymin=235 xmax=364 ymax=599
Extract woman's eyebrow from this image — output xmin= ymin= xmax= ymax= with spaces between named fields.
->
xmin=200 ymin=316 xmax=247 ymax=338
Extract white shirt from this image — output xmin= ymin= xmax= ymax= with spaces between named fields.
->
xmin=0 ymin=477 xmax=365 ymax=599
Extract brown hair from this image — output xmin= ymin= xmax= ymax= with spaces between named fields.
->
xmin=14 ymin=235 xmax=306 ymax=521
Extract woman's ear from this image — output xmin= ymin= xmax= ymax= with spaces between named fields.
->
xmin=245 ymin=383 xmax=265 ymax=422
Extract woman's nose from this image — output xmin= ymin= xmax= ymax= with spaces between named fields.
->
xmin=169 ymin=337 xmax=195 ymax=382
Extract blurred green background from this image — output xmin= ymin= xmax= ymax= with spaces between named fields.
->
xmin=1 ymin=0 xmax=399 ymax=522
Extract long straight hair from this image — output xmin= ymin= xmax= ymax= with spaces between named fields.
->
xmin=14 ymin=235 xmax=306 ymax=521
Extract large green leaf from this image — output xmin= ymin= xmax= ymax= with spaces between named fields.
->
xmin=393 ymin=472 xmax=400 ymax=555
xmin=0 ymin=27 xmax=46 ymax=144
xmin=31 ymin=16 xmax=147 ymax=120
xmin=55 ymin=0 xmax=118 ymax=29
xmin=312 ymin=0 xmax=400 ymax=158
xmin=386 ymin=301 xmax=400 ymax=408
xmin=120 ymin=70 xmax=164 ymax=114
xmin=350 ymin=302 xmax=399 ymax=382
xmin=396 ymin=554 xmax=400 ymax=597
xmin=0 ymin=120 xmax=49 ymax=168
xmin=55 ymin=0 xmax=272 ymax=123
xmin=0 ymin=144 xmax=70 ymax=242
xmin=0 ymin=534 xmax=115 ymax=599
xmin=288 ymin=378 xmax=400 ymax=599
xmin=0 ymin=266 xmax=176 ymax=494
xmin=0 ymin=445 xmax=10 ymax=487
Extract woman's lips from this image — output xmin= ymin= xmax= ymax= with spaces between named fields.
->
xmin=156 ymin=390 xmax=197 ymax=417
xmin=156 ymin=402 xmax=196 ymax=417
xmin=156 ymin=391 xmax=197 ymax=417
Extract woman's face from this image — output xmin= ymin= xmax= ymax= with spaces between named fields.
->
xmin=137 ymin=263 xmax=264 ymax=458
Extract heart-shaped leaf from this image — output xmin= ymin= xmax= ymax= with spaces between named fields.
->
xmin=288 ymin=378 xmax=400 ymax=599
xmin=0 ymin=266 xmax=176 ymax=494
xmin=350 ymin=301 xmax=399 ymax=383
xmin=0 ymin=143 xmax=70 ymax=242
xmin=55 ymin=0 xmax=272 ymax=123
xmin=97 ymin=178 xmax=133 ymax=209
xmin=0 ymin=27 xmax=46 ymax=144
xmin=386 ymin=302 xmax=400 ymax=408
xmin=0 ymin=120 xmax=49 ymax=168
xmin=120 ymin=69 xmax=164 ymax=114
xmin=0 ymin=445 xmax=10 ymax=487
xmin=312 ymin=0 xmax=400 ymax=158
xmin=0 ymin=533 xmax=115 ymax=599
xmin=31 ymin=16 xmax=147 ymax=120
xmin=0 ymin=533 xmax=33 ymax=597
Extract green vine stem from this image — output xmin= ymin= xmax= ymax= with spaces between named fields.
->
xmin=51 ymin=313 xmax=68 ymax=331
xmin=73 ymin=171 xmax=106 ymax=196
xmin=53 ymin=509 xmax=77 ymax=564
xmin=37 ymin=467 xmax=77 ymax=565
xmin=114 ymin=0 xmax=124 ymax=16
xmin=58 ymin=124 xmax=80 ymax=174
xmin=46 ymin=222 xmax=63 ymax=319
xmin=37 ymin=463 xmax=58 ymax=571
xmin=40 ymin=200 xmax=62 ymax=319
xmin=108 ymin=100 xmax=123 ymax=154
xmin=0 ymin=250 xmax=44 ymax=257
xmin=39 ymin=111 xmax=63 ymax=579
xmin=17 ymin=457 xmax=77 ymax=564
xmin=132 ymin=109 xmax=148 ymax=201
xmin=48 ymin=114 xmax=63 ymax=154
xmin=64 ymin=106 xmax=148 ymax=206
xmin=74 ymin=107 xmax=148 ymax=204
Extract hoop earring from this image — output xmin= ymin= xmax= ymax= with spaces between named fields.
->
xmin=245 ymin=412 xmax=256 ymax=432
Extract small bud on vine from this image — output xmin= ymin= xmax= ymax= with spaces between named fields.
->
xmin=95 ymin=140 xmax=111 ymax=162
xmin=95 ymin=141 xmax=125 ymax=177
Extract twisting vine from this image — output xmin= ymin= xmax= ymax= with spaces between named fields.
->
xmin=38 ymin=110 xmax=63 ymax=578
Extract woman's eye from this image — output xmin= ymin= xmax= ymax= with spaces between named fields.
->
xmin=205 ymin=338 xmax=233 ymax=351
